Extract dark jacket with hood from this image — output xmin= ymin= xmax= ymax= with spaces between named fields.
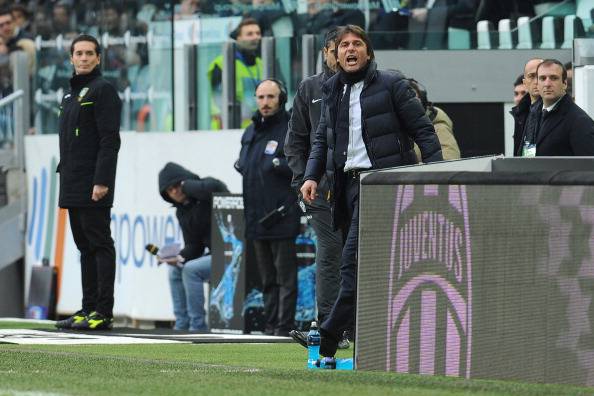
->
xmin=159 ymin=162 xmax=229 ymax=261
xmin=236 ymin=109 xmax=300 ymax=240
xmin=303 ymin=61 xmax=443 ymax=226
xmin=284 ymin=64 xmax=334 ymax=194
xmin=510 ymin=92 xmax=534 ymax=156
xmin=58 ymin=67 xmax=121 ymax=208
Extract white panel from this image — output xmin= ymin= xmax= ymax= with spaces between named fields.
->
xmin=24 ymin=130 xmax=244 ymax=320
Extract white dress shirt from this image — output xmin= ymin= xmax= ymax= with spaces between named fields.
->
xmin=344 ymin=81 xmax=372 ymax=171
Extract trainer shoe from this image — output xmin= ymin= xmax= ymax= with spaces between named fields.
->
xmin=289 ymin=330 xmax=308 ymax=348
xmin=337 ymin=331 xmax=350 ymax=350
xmin=55 ymin=310 xmax=88 ymax=329
xmin=71 ymin=311 xmax=113 ymax=330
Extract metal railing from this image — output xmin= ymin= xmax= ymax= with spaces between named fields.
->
xmin=0 ymin=90 xmax=25 ymax=170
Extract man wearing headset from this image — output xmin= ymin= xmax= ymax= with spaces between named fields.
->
xmin=235 ymin=79 xmax=299 ymax=337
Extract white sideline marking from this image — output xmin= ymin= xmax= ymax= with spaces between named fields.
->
xmin=0 ymin=390 xmax=67 ymax=396
xmin=0 ymin=330 xmax=186 ymax=345
xmin=0 ymin=318 xmax=55 ymax=325
xmin=122 ymin=333 xmax=289 ymax=340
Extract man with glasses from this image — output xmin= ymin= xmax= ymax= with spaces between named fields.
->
xmin=511 ymin=58 xmax=543 ymax=156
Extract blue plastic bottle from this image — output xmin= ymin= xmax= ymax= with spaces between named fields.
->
xmin=307 ymin=321 xmax=320 ymax=368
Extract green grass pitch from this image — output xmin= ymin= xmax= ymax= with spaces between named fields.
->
xmin=1 ymin=322 xmax=593 ymax=396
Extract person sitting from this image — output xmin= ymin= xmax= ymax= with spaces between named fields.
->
xmin=158 ymin=162 xmax=229 ymax=332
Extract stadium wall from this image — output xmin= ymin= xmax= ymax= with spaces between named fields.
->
xmin=24 ymin=131 xmax=243 ymax=320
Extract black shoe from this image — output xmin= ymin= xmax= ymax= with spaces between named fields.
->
xmin=319 ymin=328 xmax=339 ymax=358
xmin=55 ymin=310 xmax=88 ymax=329
xmin=71 ymin=311 xmax=113 ymax=330
xmin=289 ymin=330 xmax=307 ymax=348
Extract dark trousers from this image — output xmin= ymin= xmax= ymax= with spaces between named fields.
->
xmin=252 ymin=238 xmax=297 ymax=332
xmin=68 ymin=207 xmax=116 ymax=317
xmin=321 ymin=171 xmax=360 ymax=340
xmin=306 ymin=197 xmax=342 ymax=324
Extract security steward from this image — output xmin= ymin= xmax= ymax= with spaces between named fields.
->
xmin=235 ymin=79 xmax=299 ymax=336
xmin=55 ymin=34 xmax=122 ymax=331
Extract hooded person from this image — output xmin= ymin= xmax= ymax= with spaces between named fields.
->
xmin=158 ymin=162 xmax=229 ymax=332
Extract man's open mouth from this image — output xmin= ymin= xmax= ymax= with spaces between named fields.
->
xmin=346 ymin=55 xmax=358 ymax=65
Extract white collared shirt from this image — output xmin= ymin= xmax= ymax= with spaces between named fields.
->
xmin=344 ymin=81 xmax=372 ymax=171
xmin=542 ymin=94 xmax=564 ymax=112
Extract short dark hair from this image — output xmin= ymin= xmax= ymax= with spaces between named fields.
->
xmin=0 ymin=8 xmax=13 ymax=18
xmin=70 ymin=34 xmax=101 ymax=56
xmin=323 ymin=27 xmax=339 ymax=49
xmin=231 ymin=17 xmax=260 ymax=40
xmin=11 ymin=5 xmax=30 ymax=19
xmin=564 ymin=61 xmax=572 ymax=70
xmin=335 ymin=24 xmax=374 ymax=60
xmin=536 ymin=59 xmax=567 ymax=82
xmin=514 ymin=74 xmax=524 ymax=87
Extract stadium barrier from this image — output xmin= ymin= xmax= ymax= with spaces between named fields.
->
xmin=356 ymin=157 xmax=594 ymax=387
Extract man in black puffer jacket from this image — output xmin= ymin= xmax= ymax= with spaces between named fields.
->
xmin=55 ymin=34 xmax=121 ymax=331
xmin=158 ymin=162 xmax=229 ymax=332
xmin=301 ymin=25 xmax=443 ymax=357
xmin=236 ymin=79 xmax=300 ymax=337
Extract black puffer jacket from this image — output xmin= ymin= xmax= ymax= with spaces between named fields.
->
xmin=304 ymin=61 xmax=442 ymax=184
xmin=159 ymin=162 xmax=229 ymax=261
xmin=58 ymin=67 xmax=121 ymax=208
xmin=236 ymin=110 xmax=300 ymax=240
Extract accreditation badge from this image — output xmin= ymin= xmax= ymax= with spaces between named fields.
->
xmin=264 ymin=140 xmax=278 ymax=155
xmin=522 ymin=143 xmax=536 ymax=157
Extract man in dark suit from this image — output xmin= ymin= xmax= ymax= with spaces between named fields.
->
xmin=55 ymin=34 xmax=121 ymax=330
xmin=531 ymin=59 xmax=594 ymax=156
xmin=300 ymin=25 xmax=443 ymax=357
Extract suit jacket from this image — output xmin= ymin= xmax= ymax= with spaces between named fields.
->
xmin=536 ymin=94 xmax=594 ymax=156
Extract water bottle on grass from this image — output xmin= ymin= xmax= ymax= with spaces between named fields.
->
xmin=307 ymin=321 xmax=320 ymax=368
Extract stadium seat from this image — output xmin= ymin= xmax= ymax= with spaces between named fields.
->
xmin=447 ymin=13 xmax=475 ymax=49
xmin=476 ymin=20 xmax=492 ymax=49
xmin=271 ymin=16 xmax=293 ymax=38
xmin=561 ymin=15 xmax=586 ymax=48
xmin=498 ymin=19 xmax=514 ymax=49
xmin=540 ymin=16 xmax=563 ymax=48
xmin=576 ymin=0 xmax=594 ymax=31
xmin=517 ymin=16 xmax=533 ymax=49
xmin=447 ymin=27 xmax=471 ymax=49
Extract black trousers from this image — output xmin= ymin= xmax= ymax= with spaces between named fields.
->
xmin=306 ymin=197 xmax=342 ymax=324
xmin=321 ymin=170 xmax=360 ymax=340
xmin=68 ymin=207 xmax=116 ymax=317
xmin=252 ymin=238 xmax=297 ymax=332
